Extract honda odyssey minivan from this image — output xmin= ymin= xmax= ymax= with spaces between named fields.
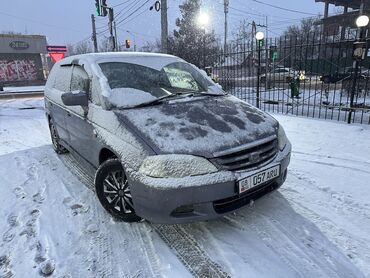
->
xmin=44 ymin=52 xmax=291 ymax=224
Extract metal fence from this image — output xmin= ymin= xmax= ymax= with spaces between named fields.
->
xmin=206 ymin=32 xmax=370 ymax=125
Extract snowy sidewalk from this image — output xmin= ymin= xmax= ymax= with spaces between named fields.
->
xmin=0 ymin=98 xmax=369 ymax=277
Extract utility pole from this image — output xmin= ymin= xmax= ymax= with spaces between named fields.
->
xmin=224 ymin=0 xmax=229 ymax=51
xmin=91 ymin=14 xmax=98 ymax=52
xmin=161 ymin=0 xmax=168 ymax=53
xmin=108 ymin=8 xmax=116 ymax=51
xmin=114 ymin=21 xmax=119 ymax=51
xmin=251 ymin=21 xmax=256 ymax=60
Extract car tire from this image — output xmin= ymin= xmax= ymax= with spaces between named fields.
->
xmin=95 ymin=159 xmax=142 ymax=222
xmin=48 ymin=118 xmax=68 ymax=154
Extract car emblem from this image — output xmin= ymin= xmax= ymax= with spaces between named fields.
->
xmin=249 ymin=153 xmax=260 ymax=164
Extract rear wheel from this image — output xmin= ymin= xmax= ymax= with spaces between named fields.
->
xmin=48 ymin=118 xmax=68 ymax=154
xmin=95 ymin=159 xmax=141 ymax=222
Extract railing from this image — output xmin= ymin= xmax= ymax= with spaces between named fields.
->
xmin=206 ymin=32 xmax=370 ymax=125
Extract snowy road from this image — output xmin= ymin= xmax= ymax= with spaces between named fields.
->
xmin=0 ymin=98 xmax=369 ymax=277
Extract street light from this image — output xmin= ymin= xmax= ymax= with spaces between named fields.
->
xmin=255 ymin=31 xmax=264 ymax=109
xmin=356 ymin=15 xmax=369 ymax=28
xmin=255 ymin=31 xmax=265 ymax=41
xmin=348 ymin=15 xmax=369 ymax=124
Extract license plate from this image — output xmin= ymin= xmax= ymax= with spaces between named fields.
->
xmin=238 ymin=165 xmax=280 ymax=194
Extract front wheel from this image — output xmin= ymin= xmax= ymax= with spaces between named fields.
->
xmin=95 ymin=159 xmax=141 ymax=222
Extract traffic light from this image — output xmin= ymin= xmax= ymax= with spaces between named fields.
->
xmin=95 ymin=0 xmax=108 ymax=17
xmin=125 ymin=39 xmax=131 ymax=49
xmin=270 ymin=46 xmax=278 ymax=62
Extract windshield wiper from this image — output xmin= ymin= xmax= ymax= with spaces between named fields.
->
xmin=181 ymin=91 xmax=224 ymax=97
xmin=130 ymin=93 xmax=180 ymax=108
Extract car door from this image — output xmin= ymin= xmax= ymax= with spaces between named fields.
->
xmin=64 ymin=65 xmax=98 ymax=166
xmin=48 ymin=65 xmax=72 ymax=145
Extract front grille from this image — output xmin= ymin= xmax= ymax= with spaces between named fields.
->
xmin=212 ymin=135 xmax=278 ymax=171
xmin=213 ymin=181 xmax=279 ymax=214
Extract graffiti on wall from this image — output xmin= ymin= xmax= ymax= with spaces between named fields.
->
xmin=0 ymin=59 xmax=38 ymax=82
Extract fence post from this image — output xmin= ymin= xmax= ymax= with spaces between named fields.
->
xmin=348 ymin=60 xmax=359 ymax=124
xmin=256 ymin=41 xmax=261 ymax=108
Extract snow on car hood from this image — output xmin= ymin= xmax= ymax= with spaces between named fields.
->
xmin=113 ymin=95 xmax=278 ymax=157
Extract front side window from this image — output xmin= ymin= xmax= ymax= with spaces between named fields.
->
xmin=53 ymin=65 xmax=72 ymax=92
xmin=71 ymin=65 xmax=89 ymax=93
xmin=98 ymin=61 xmax=223 ymax=109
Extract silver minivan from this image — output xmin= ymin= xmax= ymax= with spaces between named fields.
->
xmin=44 ymin=52 xmax=291 ymax=224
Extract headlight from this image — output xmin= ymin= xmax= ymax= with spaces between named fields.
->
xmin=278 ymin=125 xmax=287 ymax=151
xmin=139 ymin=155 xmax=218 ymax=178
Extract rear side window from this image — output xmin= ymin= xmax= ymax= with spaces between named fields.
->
xmin=71 ymin=65 xmax=89 ymax=92
xmin=54 ymin=65 xmax=72 ymax=92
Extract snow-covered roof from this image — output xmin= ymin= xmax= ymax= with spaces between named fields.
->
xmin=59 ymin=52 xmax=184 ymax=71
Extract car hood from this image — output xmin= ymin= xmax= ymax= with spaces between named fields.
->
xmin=114 ymin=95 xmax=278 ymax=158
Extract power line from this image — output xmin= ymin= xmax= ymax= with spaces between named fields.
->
xmin=0 ymin=10 xmax=83 ymax=33
xmin=252 ymin=0 xmax=317 ymax=16
xmin=117 ymin=27 xmax=158 ymax=39
xmin=112 ymin=0 xmax=134 ymax=8
xmin=115 ymin=0 xmax=150 ymax=27
xmin=114 ymin=0 xmax=145 ymax=22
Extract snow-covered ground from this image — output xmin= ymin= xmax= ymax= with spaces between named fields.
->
xmin=231 ymin=87 xmax=370 ymax=124
xmin=1 ymin=98 xmax=370 ymax=277
xmin=1 ymin=86 xmax=45 ymax=93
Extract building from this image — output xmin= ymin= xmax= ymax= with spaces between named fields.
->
xmin=0 ymin=34 xmax=48 ymax=87
xmin=316 ymin=0 xmax=370 ymax=38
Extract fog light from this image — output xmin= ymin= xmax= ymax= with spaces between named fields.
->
xmin=171 ymin=204 xmax=194 ymax=216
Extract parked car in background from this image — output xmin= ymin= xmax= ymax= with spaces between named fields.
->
xmin=320 ymin=67 xmax=370 ymax=84
xmin=261 ymin=67 xmax=305 ymax=84
xmin=44 ymin=52 xmax=291 ymax=224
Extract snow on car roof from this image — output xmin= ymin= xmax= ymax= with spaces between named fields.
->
xmin=59 ymin=52 xmax=184 ymax=70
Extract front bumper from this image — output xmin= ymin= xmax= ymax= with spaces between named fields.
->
xmin=129 ymin=142 xmax=291 ymax=224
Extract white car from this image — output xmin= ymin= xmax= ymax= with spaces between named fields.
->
xmin=261 ymin=67 xmax=305 ymax=84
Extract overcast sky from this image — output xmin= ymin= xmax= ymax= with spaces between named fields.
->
xmin=0 ymin=0 xmax=340 ymax=48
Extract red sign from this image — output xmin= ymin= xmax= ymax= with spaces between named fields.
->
xmin=47 ymin=45 xmax=67 ymax=62
xmin=49 ymin=52 xmax=65 ymax=62
xmin=47 ymin=46 xmax=67 ymax=52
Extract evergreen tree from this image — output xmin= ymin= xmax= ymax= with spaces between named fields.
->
xmin=168 ymin=0 xmax=220 ymax=68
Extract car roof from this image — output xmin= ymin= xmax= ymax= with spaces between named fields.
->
xmin=59 ymin=52 xmax=180 ymax=64
xmin=57 ymin=52 xmax=185 ymax=71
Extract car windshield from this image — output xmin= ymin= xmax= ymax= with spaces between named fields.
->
xmin=99 ymin=61 xmax=224 ymax=108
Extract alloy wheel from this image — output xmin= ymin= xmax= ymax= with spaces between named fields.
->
xmin=103 ymin=170 xmax=134 ymax=214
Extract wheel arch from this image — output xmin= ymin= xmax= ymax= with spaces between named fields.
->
xmin=99 ymin=147 xmax=118 ymax=165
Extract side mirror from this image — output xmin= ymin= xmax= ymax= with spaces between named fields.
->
xmin=61 ymin=91 xmax=88 ymax=107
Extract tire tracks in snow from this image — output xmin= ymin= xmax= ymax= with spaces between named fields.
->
xmin=223 ymin=199 xmax=364 ymax=278
xmin=288 ymin=169 xmax=370 ymax=221
xmin=281 ymin=172 xmax=370 ymax=275
xmin=152 ymin=224 xmax=230 ymax=278
xmin=60 ymin=153 xmax=231 ymax=278
xmin=60 ymin=154 xmax=162 ymax=277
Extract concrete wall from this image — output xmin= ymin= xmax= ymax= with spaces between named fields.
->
xmin=0 ymin=34 xmax=47 ymax=54
xmin=0 ymin=34 xmax=47 ymax=86
xmin=0 ymin=53 xmax=44 ymax=82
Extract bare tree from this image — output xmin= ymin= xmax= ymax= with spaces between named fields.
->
xmin=232 ymin=20 xmax=252 ymax=45
xmin=283 ymin=17 xmax=321 ymax=38
xmin=140 ymin=40 xmax=161 ymax=52
xmin=67 ymin=41 xmax=93 ymax=56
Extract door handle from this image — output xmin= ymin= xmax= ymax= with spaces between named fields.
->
xmin=67 ymin=111 xmax=71 ymax=117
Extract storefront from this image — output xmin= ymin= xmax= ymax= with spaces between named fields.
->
xmin=0 ymin=34 xmax=48 ymax=87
